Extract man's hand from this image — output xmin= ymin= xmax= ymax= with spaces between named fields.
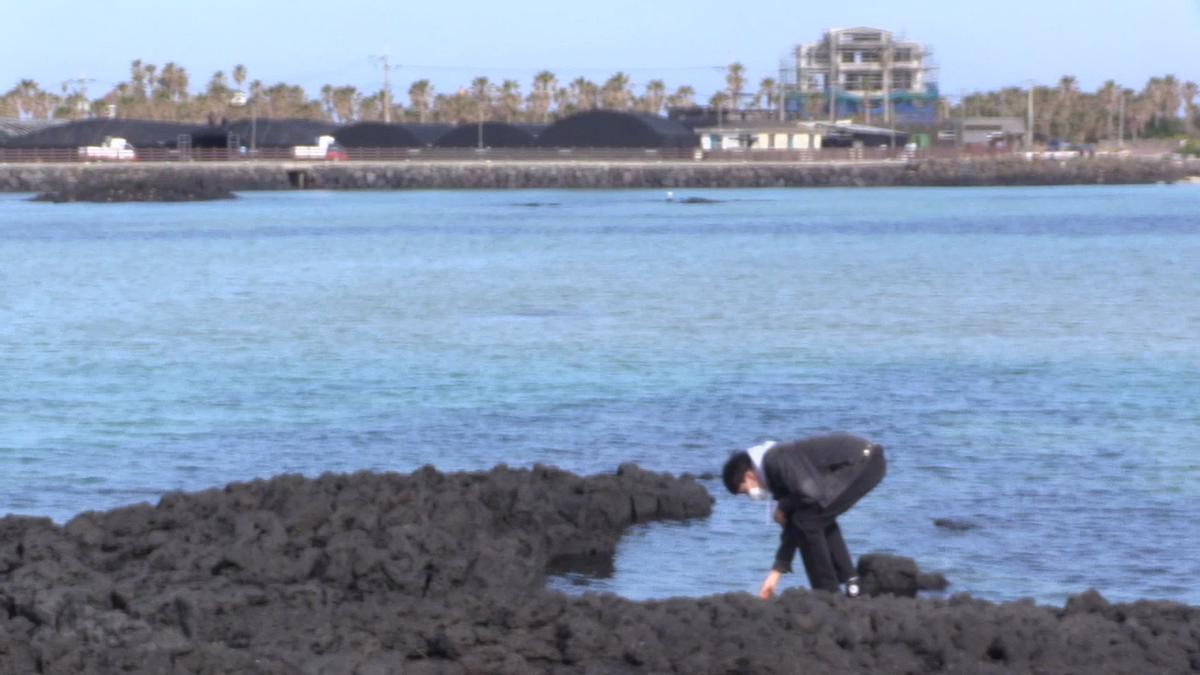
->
xmin=772 ymin=507 xmax=786 ymax=525
xmin=758 ymin=570 xmax=782 ymax=599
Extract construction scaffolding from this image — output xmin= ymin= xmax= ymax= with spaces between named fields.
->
xmin=780 ymin=27 xmax=941 ymax=127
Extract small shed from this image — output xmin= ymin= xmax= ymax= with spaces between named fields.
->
xmin=335 ymin=122 xmax=452 ymax=148
xmin=433 ymin=122 xmax=543 ymax=148
xmin=191 ymin=118 xmax=338 ymax=149
xmin=537 ymin=111 xmax=698 ymax=149
xmin=954 ymin=117 xmax=1027 ymax=148
xmin=3 ymin=118 xmax=197 ymax=149
xmin=695 ymin=121 xmax=822 ymax=151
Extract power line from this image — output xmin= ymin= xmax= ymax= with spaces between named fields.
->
xmin=369 ymin=51 xmax=400 ymax=123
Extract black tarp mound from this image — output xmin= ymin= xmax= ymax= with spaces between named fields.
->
xmin=433 ymin=122 xmax=543 ymax=148
xmin=538 ymin=110 xmax=698 ymax=149
xmin=3 ymin=119 xmax=198 ymax=149
xmin=335 ymin=122 xmax=452 ymax=148
xmin=190 ymin=118 xmax=337 ymax=149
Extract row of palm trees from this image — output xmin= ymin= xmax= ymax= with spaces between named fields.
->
xmin=2 ymin=60 xmax=1196 ymax=143
xmin=0 ymin=61 xmax=782 ymax=127
xmin=957 ymin=75 xmax=1199 ymax=143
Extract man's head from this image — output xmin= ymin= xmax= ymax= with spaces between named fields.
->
xmin=722 ymin=451 xmax=762 ymax=496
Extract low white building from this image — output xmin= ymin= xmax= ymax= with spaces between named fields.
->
xmin=695 ymin=121 xmax=823 ymax=151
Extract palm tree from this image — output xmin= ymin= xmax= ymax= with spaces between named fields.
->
xmin=567 ymin=77 xmax=599 ymax=113
xmin=725 ymin=63 xmax=746 ymax=113
xmin=755 ymin=77 xmax=778 ymax=112
xmin=709 ymin=91 xmax=731 ymax=114
xmin=1183 ymin=81 xmax=1198 ymax=136
xmin=408 ymin=79 xmax=433 ymax=123
xmin=640 ymin=79 xmax=667 ymax=115
xmin=498 ymin=80 xmax=522 ymax=122
xmin=470 ymin=77 xmax=494 ymax=120
xmin=528 ymin=70 xmax=557 ymax=123
xmin=667 ymin=85 xmax=695 ymax=109
xmin=15 ymin=79 xmax=43 ymax=119
xmin=1054 ymin=75 xmax=1078 ymax=141
xmin=332 ymin=86 xmax=359 ymax=123
xmin=600 ymin=72 xmax=632 ymax=110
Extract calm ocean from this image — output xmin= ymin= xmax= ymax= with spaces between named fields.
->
xmin=1 ymin=185 xmax=1197 ymax=606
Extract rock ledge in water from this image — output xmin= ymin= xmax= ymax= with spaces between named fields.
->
xmin=33 ymin=174 xmax=233 ymax=203
xmin=1 ymin=463 xmax=1196 ymax=674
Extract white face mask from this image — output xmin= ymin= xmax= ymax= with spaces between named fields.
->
xmin=746 ymin=487 xmax=769 ymax=501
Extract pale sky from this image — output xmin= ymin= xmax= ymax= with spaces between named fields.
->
xmin=3 ymin=0 xmax=1199 ymax=101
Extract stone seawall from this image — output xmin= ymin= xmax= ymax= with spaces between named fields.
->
xmin=0 ymin=157 xmax=1195 ymax=194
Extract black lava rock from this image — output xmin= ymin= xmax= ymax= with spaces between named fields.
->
xmin=1 ymin=465 xmax=1196 ymax=674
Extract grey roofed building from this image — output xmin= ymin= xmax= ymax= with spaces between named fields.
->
xmin=954 ymin=117 xmax=1027 ymax=147
xmin=334 ymin=122 xmax=452 ymax=148
xmin=2 ymin=118 xmax=197 ymax=149
xmin=537 ymin=111 xmax=698 ymax=149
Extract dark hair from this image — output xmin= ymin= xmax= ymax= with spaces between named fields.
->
xmin=722 ymin=451 xmax=754 ymax=495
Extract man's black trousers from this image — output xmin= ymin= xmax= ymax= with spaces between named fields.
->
xmin=789 ymin=444 xmax=887 ymax=592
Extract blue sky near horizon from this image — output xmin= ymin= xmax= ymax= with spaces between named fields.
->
xmin=2 ymin=0 xmax=1199 ymax=102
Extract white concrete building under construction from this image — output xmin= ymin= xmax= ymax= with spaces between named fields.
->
xmin=785 ymin=27 xmax=939 ymax=125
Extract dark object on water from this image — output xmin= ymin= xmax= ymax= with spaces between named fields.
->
xmin=678 ymin=196 xmax=722 ymax=204
xmin=537 ymin=110 xmax=699 ymax=149
xmin=934 ymin=517 xmax=978 ymax=532
xmin=511 ymin=201 xmax=560 ymax=207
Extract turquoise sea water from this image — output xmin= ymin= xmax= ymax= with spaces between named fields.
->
xmin=1 ymin=185 xmax=1197 ymax=605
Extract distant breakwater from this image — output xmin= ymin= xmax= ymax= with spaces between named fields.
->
xmin=1 ymin=157 xmax=1195 ymax=195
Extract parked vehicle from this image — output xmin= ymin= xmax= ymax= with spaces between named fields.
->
xmin=78 ymin=137 xmax=135 ymax=161
xmin=325 ymin=142 xmax=348 ymax=161
xmin=294 ymin=135 xmax=342 ymax=160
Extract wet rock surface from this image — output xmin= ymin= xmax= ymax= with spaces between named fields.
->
xmin=1 ymin=464 xmax=1197 ymax=674
xmin=31 ymin=172 xmax=233 ymax=203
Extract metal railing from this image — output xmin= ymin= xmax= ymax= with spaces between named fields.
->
xmin=0 ymin=144 xmax=1121 ymax=165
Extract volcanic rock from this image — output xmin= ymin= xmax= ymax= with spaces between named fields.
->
xmin=1 ymin=463 xmax=1196 ymax=674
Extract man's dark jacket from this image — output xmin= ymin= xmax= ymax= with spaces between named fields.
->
xmin=763 ymin=432 xmax=885 ymax=522
xmin=763 ymin=433 xmax=887 ymax=573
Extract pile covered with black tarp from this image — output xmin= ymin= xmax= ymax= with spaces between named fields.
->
xmin=191 ymin=118 xmax=337 ymax=149
xmin=3 ymin=119 xmax=198 ymax=149
xmin=433 ymin=122 xmax=543 ymax=148
xmin=537 ymin=111 xmax=698 ymax=148
xmin=335 ymin=122 xmax=451 ymax=148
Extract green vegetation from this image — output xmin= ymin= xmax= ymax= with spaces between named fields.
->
xmin=2 ymin=61 xmax=1197 ymax=147
xmin=955 ymin=76 xmax=1198 ymax=143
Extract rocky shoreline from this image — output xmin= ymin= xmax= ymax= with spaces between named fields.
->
xmin=1 ymin=157 xmax=1196 ymax=197
xmin=1 ymin=464 xmax=1196 ymax=674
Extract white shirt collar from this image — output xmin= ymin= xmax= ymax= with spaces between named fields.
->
xmin=745 ymin=440 xmax=776 ymax=489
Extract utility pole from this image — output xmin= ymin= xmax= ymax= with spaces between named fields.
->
xmin=778 ymin=61 xmax=787 ymax=122
xmin=828 ymin=29 xmax=839 ymax=123
xmin=371 ymin=52 xmax=396 ymax=123
xmin=1026 ymin=82 xmax=1035 ymax=150
xmin=1118 ymin=90 xmax=1126 ymax=148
